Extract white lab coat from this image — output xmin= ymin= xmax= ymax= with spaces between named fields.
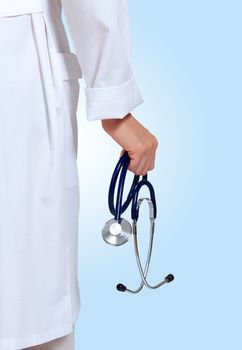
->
xmin=0 ymin=0 xmax=143 ymax=349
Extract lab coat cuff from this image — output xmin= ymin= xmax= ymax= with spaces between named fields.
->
xmin=84 ymin=76 xmax=144 ymax=122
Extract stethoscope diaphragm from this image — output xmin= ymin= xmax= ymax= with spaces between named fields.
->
xmin=102 ymin=218 xmax=132 ymax=246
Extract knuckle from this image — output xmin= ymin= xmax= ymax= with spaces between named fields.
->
xmin=152 ymin=136 xmax=159 ymax=149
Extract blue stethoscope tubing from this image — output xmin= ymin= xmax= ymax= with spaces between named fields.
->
xmin=102 ymin=151 xmax=174 ymax=293
xmin=108 ymin=151 xmax=157 ymax=221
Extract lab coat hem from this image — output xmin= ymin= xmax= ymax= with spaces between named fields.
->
xmin=0 ymin=322 xmax=75 ymax=350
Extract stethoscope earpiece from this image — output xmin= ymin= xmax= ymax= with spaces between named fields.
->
xmin=165 ymin=274 xmax=175 ymax=283
xmin=116 ymin=283 xmax=127 ymax=292
xmin=116 ymin=273 xmax=175 ymax=293
xmin=102 ymin=151 xmax=175 ymax=293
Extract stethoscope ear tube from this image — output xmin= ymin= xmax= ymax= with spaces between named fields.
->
xmin=131 ymin=177 xmax=157 ymax=220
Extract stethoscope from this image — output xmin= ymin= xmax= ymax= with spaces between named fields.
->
xmin=102 ymin=151 xmax=174 ymax=293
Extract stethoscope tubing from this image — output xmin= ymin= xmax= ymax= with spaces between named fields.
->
xmin=108 ymin=151 xmax=157 ymax=221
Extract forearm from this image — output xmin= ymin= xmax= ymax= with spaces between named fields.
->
xmin=101 ymin=113 xmax=131 ymax=130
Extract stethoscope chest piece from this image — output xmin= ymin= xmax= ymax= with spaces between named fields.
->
xmin=102 ymin=218 xmax=132 ymax=246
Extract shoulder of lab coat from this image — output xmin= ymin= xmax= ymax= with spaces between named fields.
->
xmin=61 ymin=0 xmax=144 ymax=122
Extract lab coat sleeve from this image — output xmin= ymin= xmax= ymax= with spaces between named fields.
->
xmin=61 ymin=0 xmax=144 ymax=122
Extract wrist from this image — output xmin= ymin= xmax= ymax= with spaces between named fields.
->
xmin=101 ymin=113 xmax=132 ymax=130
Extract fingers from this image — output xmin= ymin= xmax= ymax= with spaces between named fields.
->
xmin=129 ymin=152 xmax=155 ymax=176
xmin=121 ymin=136 xmax=158 ymax=176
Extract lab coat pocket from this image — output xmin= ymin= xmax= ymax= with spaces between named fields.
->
xmin=56 ymin=52 xmax=82 ymax=188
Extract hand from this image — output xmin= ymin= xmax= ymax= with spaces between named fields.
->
xmin=101 ymin=113 xmax=158 ymax=176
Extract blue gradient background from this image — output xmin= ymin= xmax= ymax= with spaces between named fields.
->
xmin=64 ymin=1 xmax=242 ymax=349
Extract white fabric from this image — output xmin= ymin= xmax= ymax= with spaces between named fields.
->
xmin=61 ymin=0 xmax=144 ymax=121
xmin=23 ymin=331 xmax=74 ymax=350
xmin=0 ymin=0 xmax=44 ymax=17
xmin=0 ymin=0 xmax=143 ymax=349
